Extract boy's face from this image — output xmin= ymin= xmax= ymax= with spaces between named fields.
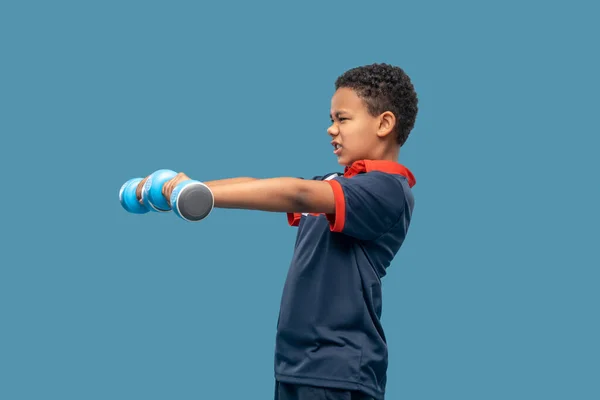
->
xmin=328 ymin=87 xmax=391 ymax=166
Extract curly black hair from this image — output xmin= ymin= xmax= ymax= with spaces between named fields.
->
xmin=335 ymin=63 xmax=418 ymax=146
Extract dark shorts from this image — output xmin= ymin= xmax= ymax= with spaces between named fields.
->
xmin=274 ymin=381 xmax=375 ymax=400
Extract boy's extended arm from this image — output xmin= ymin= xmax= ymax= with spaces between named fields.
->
xmin=161 ymin=174 xmax=336 ymax=214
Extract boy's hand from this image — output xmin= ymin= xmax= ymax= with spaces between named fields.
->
xmin=134 ymin=172 xmax=190 ymax=206
xmin=162 ymin=172 xmax=191 ymax=204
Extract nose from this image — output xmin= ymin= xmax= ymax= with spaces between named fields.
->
xmin=327 ymin=122 xmax=339 ymax=137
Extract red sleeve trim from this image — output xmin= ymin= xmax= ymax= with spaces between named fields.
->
xmin=287 ymin=212 xmax=302 ymax=226
xmin=325 ymin=179 xmax=345 ymax=232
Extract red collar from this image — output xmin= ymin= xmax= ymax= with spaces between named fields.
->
xmin=344 ymin=160 xmax=416 ymax=187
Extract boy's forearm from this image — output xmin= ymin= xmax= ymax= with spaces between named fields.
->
xmin=209 ymin=177 xmax=335 ymax=214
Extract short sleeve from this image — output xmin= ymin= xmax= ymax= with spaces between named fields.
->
xmin=325 ymin=172 xmax=407 ymax=240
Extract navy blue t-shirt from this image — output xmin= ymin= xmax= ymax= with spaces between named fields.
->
xmin=274 ymin=160 xmax=416 ymax=400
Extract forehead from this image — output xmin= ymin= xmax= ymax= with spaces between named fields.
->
xmin=330 ymin=87 xmax=367 ymax=113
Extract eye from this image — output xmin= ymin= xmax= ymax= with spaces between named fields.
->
xmin=329 ymin=116 xmax=349 ymax=124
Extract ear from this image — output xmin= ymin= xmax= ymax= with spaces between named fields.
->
xmin=376 ymin=111 xmax=396 ymax=138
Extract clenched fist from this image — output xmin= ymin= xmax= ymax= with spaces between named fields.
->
xmin=134 ymin=171 xmax=191 ymax=207
xmin=162 ymin=172 xmax=191 ymax=205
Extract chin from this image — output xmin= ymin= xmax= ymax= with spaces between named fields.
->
xmin=337 ymin=156 xmax=355 ymax=167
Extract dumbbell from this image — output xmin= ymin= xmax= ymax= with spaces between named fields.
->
xmin=140 ymin=169 xmax=214 ymax=220
xmin=119 ymin=169 xmax=177 ymax=213
xmin=120 ymin=169 xmax=214 ymax=222
xmin=170 ymin=180 xmax=214 ymax=222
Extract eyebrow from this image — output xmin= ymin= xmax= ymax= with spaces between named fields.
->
xmin=329 ymin=110 xmax=349 ymax=119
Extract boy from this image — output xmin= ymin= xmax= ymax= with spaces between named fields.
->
xmin=154 ymin=63 xmax=418 ymax=399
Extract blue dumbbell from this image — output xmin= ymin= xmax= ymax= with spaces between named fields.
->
xmin=142 ymin=169 xmax=178 ymax=212
xmin=119 ymin=178 xmax=151 ymax=214
xmin=170 ymin=180 xmax=214 ymax=222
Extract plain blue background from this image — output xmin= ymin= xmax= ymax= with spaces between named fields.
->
xmin=1 ymin=1 xmax=598 ymax=399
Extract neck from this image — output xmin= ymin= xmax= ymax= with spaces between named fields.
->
xmin=372 ymin=142 xmax=400 ymax=162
